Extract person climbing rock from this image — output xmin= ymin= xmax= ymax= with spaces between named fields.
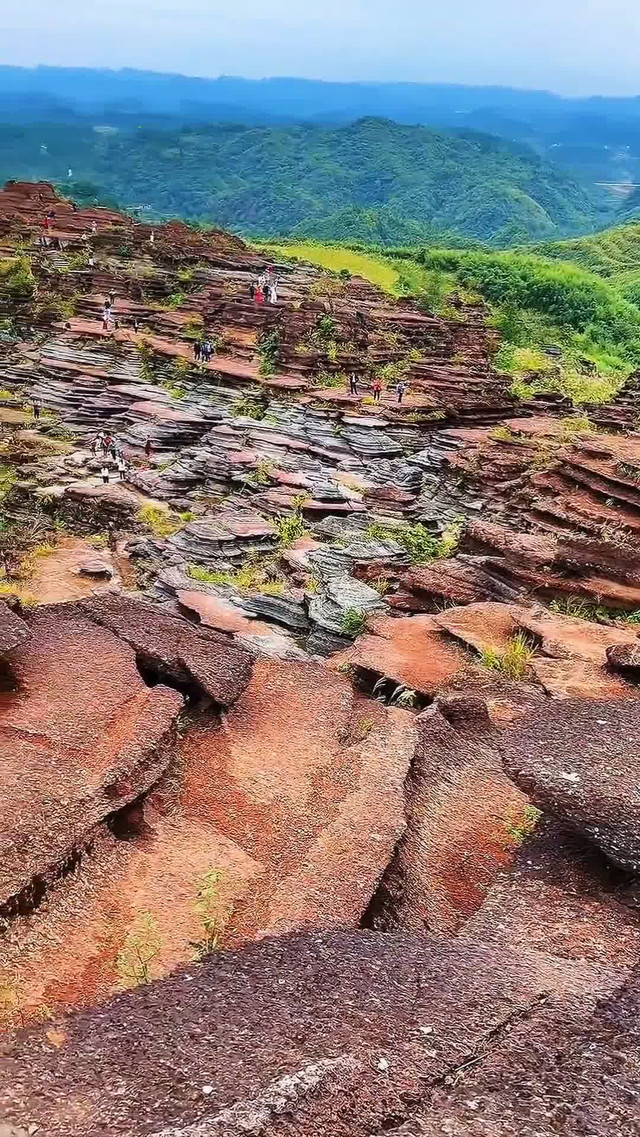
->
xmin=372 ymin=377 xmax=383 ymax=403
xmin=349 ymin=374 xmax=359 ymax=396
xmin=396 ymin=380 xmax=407 ymax=404
xmin=101 ymin=465 xmax=110 ymax=485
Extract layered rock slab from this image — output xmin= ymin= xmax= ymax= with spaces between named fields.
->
xmin=178 ymin=658 xmax=415 ymax=936
xmin=78 ymin=594 xmax=253 ymax=705
xmin=0 ymin=605 xmax=182 ymax=908
xmin=2 ymin=913 xmax=635 ymax=1137
xmin=499 ymin=697 xmax=640 ymax=872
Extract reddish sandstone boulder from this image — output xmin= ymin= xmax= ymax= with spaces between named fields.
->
xmin=0 ymin=605 xmax=181 ymax=908
xmin=79 ymin=594 xmax=253 ymax=705
xmin=499 ymin=697 xmax=640 ymax=872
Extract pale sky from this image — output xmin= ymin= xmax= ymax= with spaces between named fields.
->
xmin=3 ymin=0 xmax=640 ymax=96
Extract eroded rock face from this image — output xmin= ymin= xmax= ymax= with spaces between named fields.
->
xmin=0 ymin=605 xmax=182 ymax=909
xmin=500 ymin=697 xmax=640 ymax=872
xmin=78 ymin=593 xmax=254 ymax=705
xmin=3 ymin=899 xmax=638 ymax=1137
xmin=0 ymin=602 xmax=29 ymax=655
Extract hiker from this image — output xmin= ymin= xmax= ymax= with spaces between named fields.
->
xmin=91 ymin=432 xmax=104 ymax=456
xmin=133 ymin=317 xmax=139 ymax=333
xmin=193 ymin=340 xmax=201 ymax=361
xmin=32 ymin=399 xmax=41 ymax=421
xmin=203 ymin=340 xmax=213 ymax=362
xmin=109 ymin=291 xmax=115 ymax=307
xmin=149 ymin=230 xmax=155 ymax=245
xmin=349 ymin=374 xmax=358 ymax=396
xmin=249 ymin=281 xmax=256 ymax=300
xmin=102 ymin=309 xmax=110 ymax=332
xmin=108 ymin=436 xmax=118 ymax=460
xmin=114 ymin=317 xmax=120 ymax=330
xmin=116 ymin=453 xmax=127 ymax=480
xmin=396 ymin=380 xmax=407 ymax=404
xmin=372 ymin=377 xmax=383 ymax=403
xmin=91 ymin=220 xmax=97 ymax=235
xmin=268 ymin=283 xmax=278 ymax=305
xmin=144 ymin=438 xmax=152 ymax=459
xmin=101 ymin=465 xmax=110 ymax=485
xmin=255 ymin=284 xmax=265 ymax=305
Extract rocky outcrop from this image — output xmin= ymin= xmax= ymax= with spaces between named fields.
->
xmin=0 ymin=605 xmax=182 ymax=911
xmin=0 ymin=602 xmax=29 ymax=655
xmin=78 ymin=593 xmax=254 ymax=705
xmin=500 ymin=697 xmax=640 ymax=872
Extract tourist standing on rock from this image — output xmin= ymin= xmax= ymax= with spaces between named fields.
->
xmin=268 ymin=282 xmax=278 ymax=305
xmin=396 ymin=380 xmax=407 ymax=404
xmin=32 ymin=399 xmax=41 ymax=421
xmin=255 ymin=284 xmax=265 ymax=305
xmin=145 ymin=438 xmax=152 ymax=459
xmin=193 ymin=340 xmax=201 ymax=361
xmin=249 ymin=281 xmax=256 ymax=300
xmin=91 ymin=220 xmax=97 ymax=235
xmin=102 ymin=309 xmax=110 ymax=332
xmin=349 ymin=374 xmax=359 ymax=396
xmin=150 ymin=230 xmax=155 ymax=245
xmin=133 ymin=317 xmax=139 ymax=333
xmin=116 ymin=453 xmax=127 ymax=481
xmin=88 ymin=254 xmax=95 ymax=268
xmin=101 ymin=464 xmax=110 ymax=485
xmin=372 ymin=376 xmax=383 ymax=403
xmin=109 ymin=437 xmax=118 ymax=460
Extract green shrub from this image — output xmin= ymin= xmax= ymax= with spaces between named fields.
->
xmin=0 ymin=257 xmax=35 ymax=300
xmin=275 ymin=512 xmax=307 ymax=548
xmin=138 ymin=504 xmax=183 ymax=537
xmin=480 ymin=632 xmax=534 ymax=679
xmin=341 ymin=607 xmax=367 ymax=636
xmin=115 ymin=912 xmax=161 ymax=987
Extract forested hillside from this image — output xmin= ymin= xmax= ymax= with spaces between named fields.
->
xmin=0 ymin=118 xmax=607 ymax=246
xmin=3 ymin=65 xmax=640 ymax=186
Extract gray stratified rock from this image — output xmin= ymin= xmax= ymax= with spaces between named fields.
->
xmin=308 ymin=574 xmax=385 ymax=635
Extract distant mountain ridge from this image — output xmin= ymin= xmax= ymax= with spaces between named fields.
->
xmin=3 ymin=65 xmax=640 ymax=191
xmin=0 ymin=117 xmax=607 ymax=246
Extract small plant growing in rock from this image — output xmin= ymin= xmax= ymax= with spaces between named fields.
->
xmin=371 ymin=577 xmax=391 ymax=595
xmin=115 ymin=911 xmax=162 ymax=987
xmin=191 ymin=869 xmax=230 ymax=959
xmin=138 ymin=504 xmax=183 ymax=538
xmin=275 ymin=509 xmax=308 ymax=548
xmin=258 ymin=330 xmax=281 ymax=376
xmin=341 ymin=608 xmax=367 ymax=637
xmin=254 ymin=458 xmax=275 ymax=485
xmin=480 ymin=632 xmax=534 ymax=680
xmin=503 ymin=804 xmax=542 ymax=845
